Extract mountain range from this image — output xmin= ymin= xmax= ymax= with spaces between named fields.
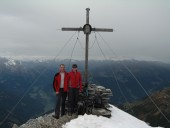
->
xmin=0 ymin=57 xmax=170 ymax=128
xmin=120 ymin=87 xmax=170 ymax=128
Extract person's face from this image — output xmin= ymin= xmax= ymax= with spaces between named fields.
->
xmin=72 ymin=67 xmax=77 ymax=72
xmin=59 ymin=65 xmax=65 ymax=72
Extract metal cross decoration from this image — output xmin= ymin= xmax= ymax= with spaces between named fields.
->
xmin=62 ymin=8 xmax=113 ymax=87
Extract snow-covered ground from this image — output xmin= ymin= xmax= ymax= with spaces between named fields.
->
xmin=15 ymin=105 xmax=163 ymax=128
xmin=63 ymin=105 xmax=163 ymax=128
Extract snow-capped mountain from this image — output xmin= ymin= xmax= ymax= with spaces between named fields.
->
xmin=4 ymin=58 xmax=17 ymax=66
xmin=1 ymin=56 xmax=170 ymax=128
xmin=14 ymin=105 xmax=163 ymax=128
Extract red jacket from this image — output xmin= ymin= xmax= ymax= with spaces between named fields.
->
xmin=69 ymin=70 xmax=82 ymax=91
xmin=53 ymin=71 xmax=68 ymax=92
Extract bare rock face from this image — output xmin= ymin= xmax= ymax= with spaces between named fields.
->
xmin=13 ymin=113 xmax=78 ymax=128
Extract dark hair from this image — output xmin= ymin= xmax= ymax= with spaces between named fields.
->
xmin=72 ymin=64 xmax=77 ymax=68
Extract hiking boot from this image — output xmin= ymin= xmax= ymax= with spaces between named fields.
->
xmin=52 ymin=115 xmax=59 ymax=119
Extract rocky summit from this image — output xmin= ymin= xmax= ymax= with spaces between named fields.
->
xmin=12 ymin=113 xmax=78 ymax=128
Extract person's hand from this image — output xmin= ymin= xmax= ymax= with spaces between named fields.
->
xmin=56 ymin=92 xmax=59 ymax=95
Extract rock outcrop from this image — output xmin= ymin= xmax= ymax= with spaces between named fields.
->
xmin=13 ymin=113 xmax=78 ymax=128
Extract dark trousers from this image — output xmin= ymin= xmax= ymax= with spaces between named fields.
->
xmin=55 ymin=88 xmax=67 ymax=116
xmin=68 ymin=88 xmax=79 ymax=113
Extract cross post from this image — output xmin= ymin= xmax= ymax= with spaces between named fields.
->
xmin=62 ymin=8 xmax=113 ymax=89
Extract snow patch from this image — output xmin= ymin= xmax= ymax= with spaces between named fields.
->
xmin=4 ymin=58 xmax=16 ymax=66
xmin=62 ymin=105 xmax=163 ymax=128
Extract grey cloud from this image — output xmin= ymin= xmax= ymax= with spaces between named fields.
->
xmin=0 ymin=0 xmax=170 ymax=62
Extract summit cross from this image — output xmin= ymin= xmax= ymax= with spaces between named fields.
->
xmin=62 ymin=8 xmax=113 ymax=88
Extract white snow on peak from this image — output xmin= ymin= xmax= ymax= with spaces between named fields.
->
xmin=62 ymin=105 xmax=163 ymax=128
xmin=4 ymin=58 xmax=16 ymax=66
xmin=16 ymin=105 xmax=163 ymax=128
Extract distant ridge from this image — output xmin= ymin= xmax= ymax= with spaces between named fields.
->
xmin=120 ymin=87 xmax=170 ymax=128
xmin=1 ymin=57 xmax=170 ymax=128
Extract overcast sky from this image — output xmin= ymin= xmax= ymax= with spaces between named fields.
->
xmin=0 ymin=0 xmax=170 ymax=62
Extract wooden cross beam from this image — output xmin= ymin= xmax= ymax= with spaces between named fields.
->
xmin=62 ymin=8 xmax=113 ymax=88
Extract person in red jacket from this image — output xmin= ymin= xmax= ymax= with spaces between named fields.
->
xmin=68 ymin=64 xmax=82 ymax=115
xmin=53 ymin=64 xmax=68 ymax=119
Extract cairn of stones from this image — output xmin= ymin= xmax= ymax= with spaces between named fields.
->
xmin=88 ymin=84 xmax=113 ymax=107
